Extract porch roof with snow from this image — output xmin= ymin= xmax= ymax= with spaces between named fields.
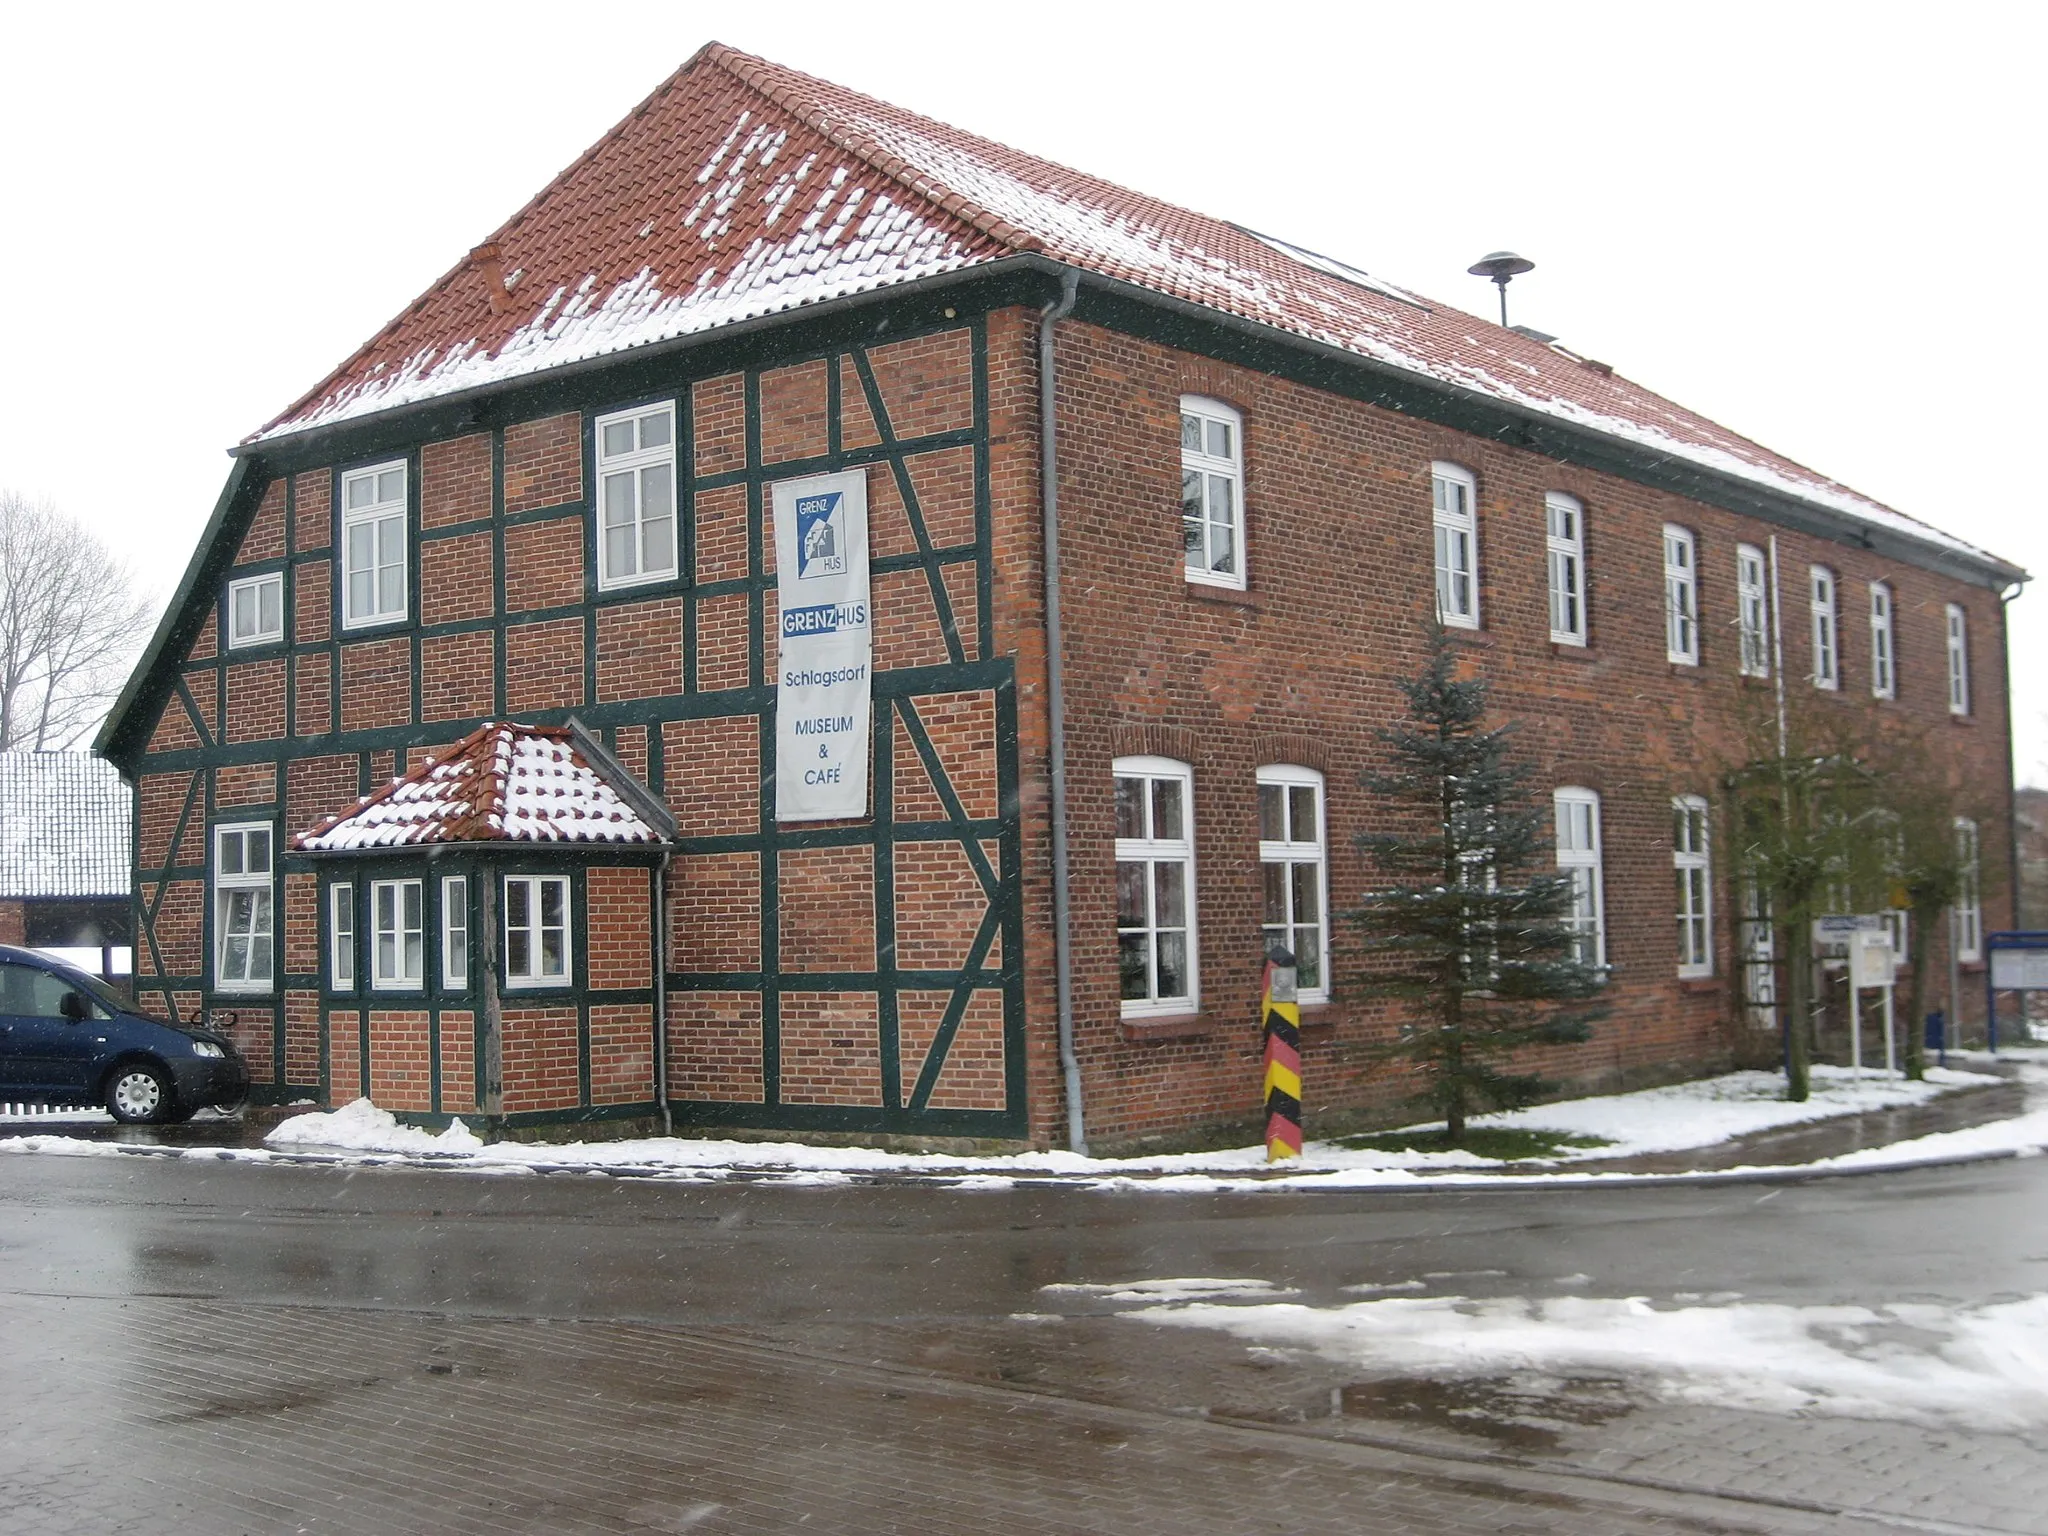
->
xmin=293 ymin=721 xmax=674 ymax=853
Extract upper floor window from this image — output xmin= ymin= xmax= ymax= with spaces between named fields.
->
xmin=1809 ymin=566 xmax=1839 ymax=690
xmin=371 ymin=879 xmax=424 ymax=991
xmin=595 ymin=402 xmax=678 ymax=590
xmin=1554 ymin=787 xmax=1605 ymax=971
xmin=1954 ymin=818 xmax=1982 ymax=963
xmin=1946 ymin=603 xmax=1971 ymax=715
xmin=505 ymin=874 xmax=572 ymax=988
xmin=1735 ymin=544 xmax=1769 ymax=678
xmin=1545 ymin=493 xmax=1586 ymax=645
xmin=227 ymin=572 xmax=283 ymax=649
xmin=1869 ymin=582 xmax=1896 ymax=700
xmin=213 ymin=822 xmax=274 ymax=992
xmin=1663 ymin=525 xmax=1698 ymax=665
xmin=1431 ymin=462 xmax=1478 ymax=629
xmin=1180 ymin=397 xmax=1245 ymax=590
xmin=340 ymin=461 xmax=408 ymax=628
xmin=1115 ymin=756 xmax=1197 ymax=1015
xmin=1257 ymin=765 xmax=1328 ymax=1004
xmin=1673 ymin=795 xmax=1712 ymax=977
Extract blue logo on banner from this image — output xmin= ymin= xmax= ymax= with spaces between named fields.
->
xmin=781 ymin=602 xmax=868 ymax=637
xmin=795 ymin=492 xmax=847 ymax=580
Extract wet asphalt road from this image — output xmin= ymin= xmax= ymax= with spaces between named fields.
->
xmin=2 ymin=1151 xmax=2046 ymax=1533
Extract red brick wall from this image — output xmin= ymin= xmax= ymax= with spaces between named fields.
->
xmin=504 ymin=413 xmax=581 ymax=515
xmin=501 ymin=1006 xmax=580 ymax=1113
xmin=588 ymin=1002 xmax=654 ymax=1104
xmin=421 ymin=433 xmax=492 ymax=528
xmin=0 ymin=902 xmax=23 ymax=946
xmin=1020 ymin=314 xmax=2018 ymax=1146
xmin=585 ymin=865 xmax=652 ymax=989
xmin=368 ymin=1008 xmax=433 ymax=1111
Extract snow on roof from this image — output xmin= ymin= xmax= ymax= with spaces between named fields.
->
xmin=294 ymin=722 xmax=665 ymax=852
xmin=249 ymin=43 xmax=2009 ymax=576
xmin=0 ymin=753 xmax=132 ymax=899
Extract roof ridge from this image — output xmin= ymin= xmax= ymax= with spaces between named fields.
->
xmin=699 ymin=44 xmax=1040 ymax=256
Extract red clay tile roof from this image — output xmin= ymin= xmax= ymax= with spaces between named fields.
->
xmin=250 ymin=43 xmax=2002 ymax=571
xmin=294 ymin=722 xmax=664 ymax=851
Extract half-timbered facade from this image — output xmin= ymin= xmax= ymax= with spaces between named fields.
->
xmin=99 ymin=45 xmax=2024 ymax=1148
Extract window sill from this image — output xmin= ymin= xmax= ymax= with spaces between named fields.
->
xmin=1949 ymin=713 xmax=1976 ymax=727
xmin=1183 ymin=581 xmax=1258 ymax=611
xmin=1668 ymin=660 xmax=1702 ymax=677
xmin=1739 ymin=673 xmax=1773 ymax=689
xmin=1678 ymin=976 xmax=1721 ymax=995
xmin=1550 ymin=640 xmax=1595 ymax=661
xmin=225 ymin=639 xmax=286 ymax=655
xmin=1121 ymin=1011 xmax=1214 ymax=1043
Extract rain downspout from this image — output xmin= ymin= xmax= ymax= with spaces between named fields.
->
xmin=654 ymin=848 xmax=673 ymax=1136
xmin=1040 ymin=268 xmax=1086 ymax=1156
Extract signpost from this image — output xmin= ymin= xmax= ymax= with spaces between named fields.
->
xmin=1261 ymin=948 xmax=1302 ymax=1162
xmin=1815 ymin=914 xmax=1897 ymax=1075
xmin=1984 ymin=932 xmax=2048 ymax=1054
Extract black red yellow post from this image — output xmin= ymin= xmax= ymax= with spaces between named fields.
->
xmin=1262 ymin=947 xmax=1302 ymax=1160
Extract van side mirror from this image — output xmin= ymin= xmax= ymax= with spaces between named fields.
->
xmin=59 ymin=991 xmax=89 ymax=1023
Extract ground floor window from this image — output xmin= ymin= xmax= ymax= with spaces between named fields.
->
xmin=330 ymin=882 xmax=355 ymax=990
xmin=442 ymin=876 xmax=469 ymax=990
xmin=505 ymin=875 xmax=572 ymax=987
xmin=1554 ymin=788 xmax=1605 ymax=970
xmin=1114 ymin=756 xmax=1196 ymax=1015
xmin=1258 ymin=765 xmax=1327 ymax=1003
xmin=213 ymin=822 xmax=274 ymax=991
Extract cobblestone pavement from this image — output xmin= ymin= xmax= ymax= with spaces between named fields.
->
xmin=2 ymin=1151 xmax=2045 ymax=1533
xmin=0 ymin=1291 xmax=1934 ymax=1536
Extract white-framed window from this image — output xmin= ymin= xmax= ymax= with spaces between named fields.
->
xmin=504 ymin=875 xmax=572 ymax=987
xmin=1809 ymin=566 xmax=1838 ymax=689
xmin=1180 ymin=397 xmax=1245 ymax=590
xmin=1431 ymin=462 xmax=1479 ymax=629
xmin=1946 ymin=603 xmax=1970 ymax=716
xmin=226 ymin=571 xmax=283 ymax=649
xmin=1114 ymin=756 xmax=1197 ymax=1015
xmin=213 ymin=823 xmax=274 ymax=992
xmin=340 ymin=461 xmax=408 ymax=628
xmin=1673 ymin=795 xmax=1712 ymax=977
xmin=371 ymin=879 xmax=424 ymax=991
xmin=329 ymin=882 xmax=355 ymax=991
xmin=1257 ymin=765 xmax=1328 ymax=1004
xmin=1545 ymin=493 xmax=1586 ymax=645
xmin=1736 ymin=544 xmax=1770 ymax=678
xmin=1869 ymin=582 xmax=1896 ymax=700
xmin=441 ymin=876 xmax=469 ymax=990
xmin=1554 ymin=787 xmax=1605 ymax=970
xmin=1954 ymin=818 xmax=1982 ymax=964
xmin=595 ymin=402 xmax=678 ymax=590
xmin=1663 ymin=525 xmax=1698 ymax=665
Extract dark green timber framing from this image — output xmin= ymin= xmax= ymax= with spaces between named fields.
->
xmin=106 ymin=281 xmax=1029 ymax=1137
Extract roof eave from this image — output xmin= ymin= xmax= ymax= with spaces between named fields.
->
xmin=95 ymin=456 xmax=260 ymax=777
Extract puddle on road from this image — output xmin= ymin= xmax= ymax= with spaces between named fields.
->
xmin=1333 ymin=1372 xmax=1637 ymax=1452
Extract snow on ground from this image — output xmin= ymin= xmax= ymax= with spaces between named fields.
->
xmin=1105 ymin=1286 xmax=2048 ymax=1433
xmin=4 ymin=1056 xmax=2045 ymax=1189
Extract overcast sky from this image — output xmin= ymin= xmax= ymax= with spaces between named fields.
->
xmin=4 ymin=2 xmax=2041 ymax=779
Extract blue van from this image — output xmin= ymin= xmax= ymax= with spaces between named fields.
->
xmin=0 ymin=945 xmax=248 ymax=1123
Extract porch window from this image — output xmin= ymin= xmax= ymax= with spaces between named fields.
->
xmin=442 ymin=876 xmax=469 ymax=990
xmin=504 ymin=875 xmax=572 ymax=988
xmin=330 ymin=883 xmax=355 ymax=991
xmin=371 ymin=879 xmax=424 ymax=991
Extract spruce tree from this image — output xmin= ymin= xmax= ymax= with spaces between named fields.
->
xmin=1347 ymin=625 xmax=1605 ymax=1141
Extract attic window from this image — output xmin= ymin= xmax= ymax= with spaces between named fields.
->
xmin=1237 ymin=228 xmax=1430 ymax=310
xmin=227 ymin=572 xmax=283 ymax=649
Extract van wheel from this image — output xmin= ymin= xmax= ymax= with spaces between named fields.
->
xmin=107 ymin=1064 xmax=174 ymax=1125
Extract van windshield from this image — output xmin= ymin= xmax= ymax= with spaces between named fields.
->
xmin=45 ymin=965 xmax=135 ymax=1021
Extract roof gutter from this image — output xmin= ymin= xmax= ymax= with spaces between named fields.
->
xmin=1040 ymin=268 xmax=1086 ymax=1156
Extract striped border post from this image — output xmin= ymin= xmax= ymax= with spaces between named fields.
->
xmin=1262 ymin=946 xmax=1302 ymax=1161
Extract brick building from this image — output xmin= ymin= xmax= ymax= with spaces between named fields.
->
xmin=98 ymin=45 xmax=2025 ymax=1148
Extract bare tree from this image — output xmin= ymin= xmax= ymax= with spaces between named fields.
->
xmin=0 ymin=491 xmax=156 ymax=751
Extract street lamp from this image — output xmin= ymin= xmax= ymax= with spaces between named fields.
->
xmin=1467 ymin=251 xmax=1535 ymax=328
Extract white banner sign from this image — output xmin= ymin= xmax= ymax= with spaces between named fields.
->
xmin=773 ymin=468 xmax=872 ymax=822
